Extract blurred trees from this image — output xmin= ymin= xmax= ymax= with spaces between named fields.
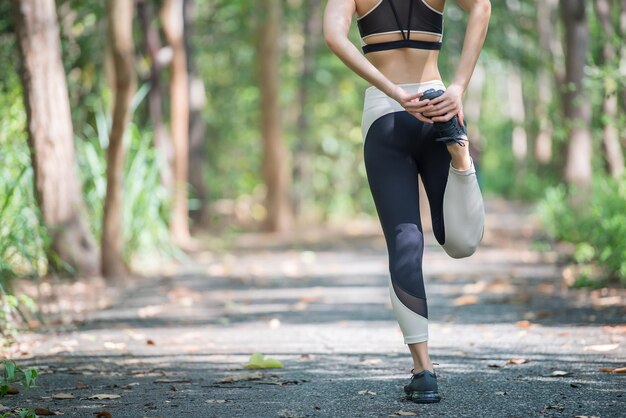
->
xmin=0 ymin=0 xmax=625 ymax=282
xmin=102 ymin=0 xmax=136 ymax=278
xmin=12 ymin=0 xmax=99 ymax=276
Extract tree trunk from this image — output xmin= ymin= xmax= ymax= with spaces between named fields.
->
xmin=560 ymin=0 xmax=593 ymax=194
xmin=293 ymin=0 xmax=322 ymax=220
xmin=621 ymin=0 xmax=626 ymax=115
xmin=258 ymin=0 xmax=293 ymax=232
xmin=507 ymin=67 xmax=527 ymax=190
xmin=137 ymin=0 xmax=174 ymax=191
xmin=102 ymin=0 xmax=136 ymax=278
xmin=161 ymin=0 xmax=191 ymax=244
xmin=12 ymin=0 xmax=99 ymax=276
xmin=535 ymin=0 xmax=557 ymax=165
xmin=185 ymin=0 xmax=210 ymax=228
xmin=595 ymin=0 xmax=625 ymax=178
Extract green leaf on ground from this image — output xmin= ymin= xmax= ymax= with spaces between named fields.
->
xmin=243 ymin=353 xmax=283 ymax=369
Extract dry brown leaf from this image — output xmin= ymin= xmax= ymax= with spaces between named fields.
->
xmin=75 ymin=381 xmax=90 ymax=389
xmin=219 ymin=371 xmax=263 ymax=383
xmin=154 ymin=378 xmax=191 ymax=383
xmin=6 ymin=385 xmax=19 ymax=395
xmin=452 ymin=295 xmax=479 ymax=306
xmin=602 ymin=325 xmax=626 ymax=334
xmin=52 ymin=392 xmax=75 ymax=399
xmin=507 ymin=358 xmax=529 ymax=365
xmin=95 ymin=412 xmax=113 ymax=418
xmin=146 ymin=339 xmax=155 ymax=345
xmin=515 ymin=320 xmax=534 ymax=328
xmin=34 ymin=407 xmax=58 ymax=416
xmin=599 ymin=366 xmax=626 ymax=373
xmin=357 ymin=389 xmax=377 ymax=395
xmin=544 ymin=405 xmax=564 ymax=411
xmin=88 ymin=393 xmax=121 ymax=400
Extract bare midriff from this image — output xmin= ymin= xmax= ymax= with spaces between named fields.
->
xmin=363 ymin=33 xmax=442 ymax=85
xmin=355 ymin=0 xmax=444 ymax=85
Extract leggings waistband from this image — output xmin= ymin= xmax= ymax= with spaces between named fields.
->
xmin=362 ymin=80 xmax=446 ymax=139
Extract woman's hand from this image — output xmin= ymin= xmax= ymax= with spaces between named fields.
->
xmin=422 ymin=83 xmax=465 ymax=125
xmin=391 ymin=87 xmax=436 ymax=124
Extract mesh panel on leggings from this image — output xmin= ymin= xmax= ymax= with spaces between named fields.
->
xmin=392 ymin=280 xmax=428 ymax=319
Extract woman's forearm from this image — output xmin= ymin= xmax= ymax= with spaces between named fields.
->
xmin=323 ymin=0 xmax=401 ymax=100
xmin=451 ymin=0 xmax=491 ymax=91
xmin=326 ymin=37 xmax=399 ymax=99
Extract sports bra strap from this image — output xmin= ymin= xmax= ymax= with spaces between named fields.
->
xmin=362 ymin=39 xmax=442 ymax=54
xmin=387 ymin=0 xmax=406 ymax=40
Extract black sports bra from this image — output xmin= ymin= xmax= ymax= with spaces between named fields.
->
xmin=357 ymin=0 xmax=443 ymax=54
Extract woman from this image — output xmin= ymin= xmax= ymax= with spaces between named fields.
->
xmin=323 ymin=0 xmax=491 ymax=404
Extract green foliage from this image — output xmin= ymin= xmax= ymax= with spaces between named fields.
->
xmin=0 ymin=360 xmax=38 ymax=398
xmin=75 ymin=85 xmax=175 ymax=261
xmin=538 ymin=176 xmax=626 ymax=284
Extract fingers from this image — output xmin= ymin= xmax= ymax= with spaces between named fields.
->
xmin=431 ymin=112 xmax=456 ymax=123
xmin=411 ymin=112 xmax=434 ymax=124
xmin=423 ymin=102 xmax=456 ymax=117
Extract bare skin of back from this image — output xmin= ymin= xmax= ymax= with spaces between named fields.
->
xmin=354 ymin=0 xmax=445 ymax=84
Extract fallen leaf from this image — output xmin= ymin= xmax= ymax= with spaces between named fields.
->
xmin=146 ymin=339 xmax=155 ymax=345
xmin=243 ymin=353 xmax=284 ymax=369
xmin=452 ymin=295 xmax=479 ymax=306
xmin=95 ymin=412 xmax=112 ymax=418
xmin=52 ymin=392 xmax=75 ymax=399
xmin=544 ymin=405 xmax=564 ymax=411
xmin=602 ymin=325 xmax=626 ymax=334
xmin=515 ymin=320 xmax=534 ymax=328
xmin=219 ymin=371 xmax=263 ymax=383
xmin=507 ymin=358 xmax=528 ymax=365
xmin=88 ymin=394 xmax=121 ymax=400
xmin=357 ymin=390 xmax=377 ymax=395
xmin=206 ymin=399 xmax=228 ymax=404
xmin=543 ymin=370 xmax=571 ymax=377
xmin=599 ymin=366 xmax=626 ymax=373
xmin=75 ymin=381 xmax=90 ymax=389
xmin=361 ymin=358 xmax=383 ymax=366
xmin=391 ymin=411 xmax=417 ymax=416
xmin=154 ymin=378 xmax=192 ymax=383
xmin=6 ymin=385 xmax=18 ymax=395
xmin=34 ymin=407 xmax=58 ymax=416
xmin=583 ymin=344 xmax=619 ymax=352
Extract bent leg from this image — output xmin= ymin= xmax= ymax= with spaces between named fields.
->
xmin=419 ymin=140 xmax=485 ymax=259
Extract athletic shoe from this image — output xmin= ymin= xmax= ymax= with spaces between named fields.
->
xmin=404 ymin=369 xmax=442 ymax=403
xmin=419 ymin=88 xmax=468 ymax=147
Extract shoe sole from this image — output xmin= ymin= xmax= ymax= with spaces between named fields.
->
xmin=406 ymin=390 xmax=442 ymax=403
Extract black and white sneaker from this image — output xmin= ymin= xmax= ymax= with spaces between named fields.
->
xmin=404 ymin=369 xmax=442 ymax=403
xmin=419 ymin=88 xmax=468 ymax=147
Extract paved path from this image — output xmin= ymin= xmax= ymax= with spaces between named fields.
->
xmin=2 ymin=200 xmax=625 ymax=417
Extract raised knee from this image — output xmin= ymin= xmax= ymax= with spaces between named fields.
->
xmin=443 ymin=243 xmax=478 ymax=259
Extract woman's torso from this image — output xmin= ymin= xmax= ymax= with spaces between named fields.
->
xmin=355 ymin=0 xmax=445 ymax=84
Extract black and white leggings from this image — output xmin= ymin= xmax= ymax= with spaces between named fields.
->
xmin=362 ymin=80 xmax=485 ymax=344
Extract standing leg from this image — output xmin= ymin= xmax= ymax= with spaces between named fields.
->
xmin=363 ymin=112 xmax=433 ymax=372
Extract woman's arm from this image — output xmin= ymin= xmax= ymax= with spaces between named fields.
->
xmin=323 ymin=0 xmax=431 ymax=119
xmin=424 ymin=0 xmax=491 ymax=123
